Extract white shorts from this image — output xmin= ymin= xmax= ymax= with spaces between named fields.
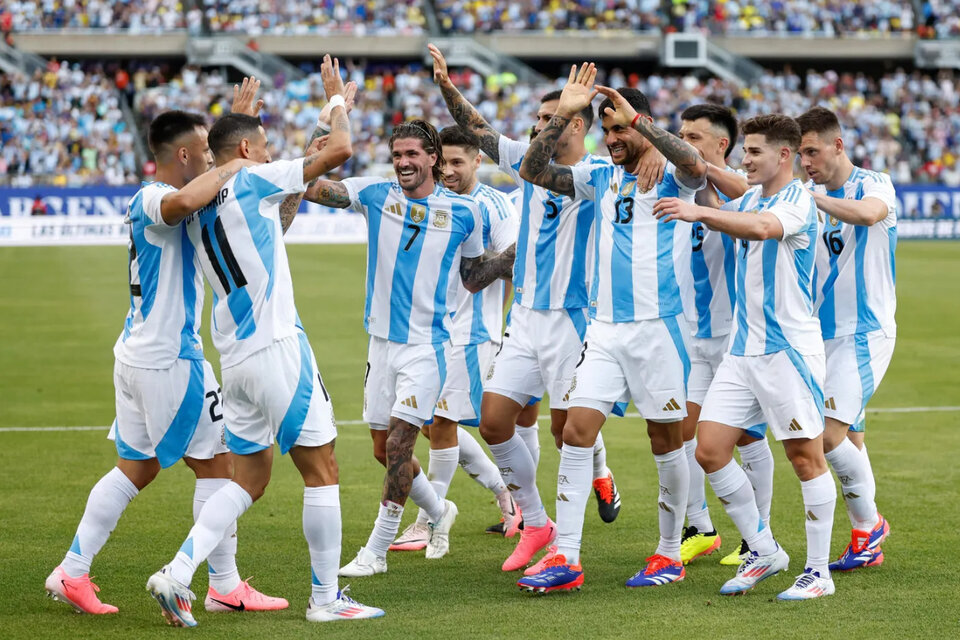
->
xmin=568 ymin=316 xmax=690 ymax=422
xmin=824 ymin=331 xmax=896 ymax=427
xmin=701 ymin=349 xmax=825 ymax=441
xmin=110 ymin=358 xmax=227 ymax=468
xmin=434 ymin=341 xmax=497 ymax=427
xmin=687 ymin=335 xmax=729 ymax=406
xmin=364 ymin=336 xmax=445 ymax=430
xmin=485 ymin=305 xmax=588 ymax=410
xmin=221 ymin=332 xmax=337 ymax=455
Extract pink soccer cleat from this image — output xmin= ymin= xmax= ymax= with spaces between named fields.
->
xmin=502 ymin=519 xmax=557 ymax=572
xmin=45 ymin=566 xmax=118 ymax=614
xmin=205 ymin=578 xmax=289 ymax=612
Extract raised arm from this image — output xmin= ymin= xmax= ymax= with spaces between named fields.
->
xmin=428 ymin=43 xmax=502 ymax=163
xmin=809 ymin=191 xmax=889 ymax=226
xmin=596 ymin=85 xmax=707 ymax=189
xmin=518 ymin=63 xmax=598 ymax=198
xmin=159 ymin=158 xmax=253 ymax=224
xmin=460 ymin=244 xmax=516 ymax=294
xmin=706 ymin=162 xmax=748 ymax=201
xmin=653 ymin=198 xmax=784 ymax=241
xmin=302 ymin=179 xmax=352 ymax=209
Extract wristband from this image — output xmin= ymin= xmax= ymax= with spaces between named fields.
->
xmin=327 ymin=94 xmax=346 ymax=110
xmin=631 ymin=113 xmax=641 ymax=128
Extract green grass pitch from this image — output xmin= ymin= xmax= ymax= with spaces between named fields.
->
xmin=1 ymin=242 xmax=958 ymax=639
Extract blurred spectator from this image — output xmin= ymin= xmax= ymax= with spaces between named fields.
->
xmin=30 ymin=195 xmax=47 ymax=215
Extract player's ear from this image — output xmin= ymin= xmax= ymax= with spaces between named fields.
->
xmin=178 ymin=146 xmax=189 ymax=166
xmin=239 ymin=138 xmax=250 ymax=159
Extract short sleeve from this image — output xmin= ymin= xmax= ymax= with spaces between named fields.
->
xmin=486 ymin=198 xmax=519 ymax=253
xmin=245 ymin=158 xmax=306 ymax=199
xmin=498 ymin=137 xmax=528 ymax=183
xmin=770 ymin=198 xmax=811 ymax=241
xmin=572 ymin=163 xmax=609 ymax=202
xmin=861 ymin=175 xmax=898 ymax=227
xmin=140 ymin=183 xmax=177 ymax=226
xmin=460 ymin=203 xmax=484 ymax=259
xmin=720 ymin=195 xmax=746 ymax=212
xmin=342 ymin=176 xmax=387 ymax=214
xmin=667 ymin=163 xmax=706 ymax=197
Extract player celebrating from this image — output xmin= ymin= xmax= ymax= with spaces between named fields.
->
xmin=655 ymin=114 xmax=837 ymax=601
xmin=797 ymin=106 xmax=895 ymax=570
xmin=145 ymin=56 xmax=384 ymax=627
xmin=515 ymin=68 xmax=705 ymax=592
xmin=390 ymin=125 xmax=522 ymax=551
xmin=44 ymin=107 xmax=281 ymax=617
xmin=302 ymin=119 xmax=514 ymax=577
xmin=675 ymin=104 xmax=776 ymax=567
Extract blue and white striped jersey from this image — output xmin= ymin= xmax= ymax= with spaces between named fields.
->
xmin=114 ymin=182 xmax=205 ymax=369
xmin=723 ymin=180 xmax=823 ymax=356
xmin=809 ymin=167 xmax=898 ymax=339
xmin=184 ymin=159 xmax=306 ymax=369
xmin=448 ymin=183 xmax=518 ymax=346
xmin=498 ymin=137 xmax=603 ymax=311
xmin=571 ymin=162 xmax=701 ymax=323
xmin=344 ymin=177 xmax=484 ymax=345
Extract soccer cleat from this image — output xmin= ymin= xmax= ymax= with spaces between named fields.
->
xmin=425 ymin=500 xmax=458 ymax=559
xmin=146 ymin=565 xmax=197 ymax=628
xmin=305 ymin=587 xmax=385 ymax=621
xmin=517 ymin=554 xmax=583 ymax=593
xmin=680 ymin=526 xmax=722 ymax=565
xmin=777 ymin=568 xmax=835 ymax=601
xmin=486 ymin=520 xmax=506 ymax=535
xmin=389 ymin=522 xmax=430 ymax=552
xmin=502 ymin=518 xmax=557 ymax=572
xmin=719 ymin=545 xmax=790 ymax=595
xmin=339 ymin=547 xmax=387 ymax=578
xmin=523 ymin=545 xmax=559 ymax=576
xmin=720 ymin=538 xmax=750 ymax=566
xmin=496 ymin=491 xmax=523 ymax=538
xmin=44 ymin=566 xmax=118 ymax=614
xmin=828 ymin=515 xmax=890 ymax=572
xmin=204 ymin=578 xmax=289 ymax=612
xmin=593 ymin=472 xmax=621 ymax=523
xmin=625 ymin=554 xmax=685 ymax=587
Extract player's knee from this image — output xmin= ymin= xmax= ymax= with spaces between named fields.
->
xmin=479 ymin=419 xmax=510 ymax=445
xmin=786 ymin=449 xmax=827 ymax=481
xmin=561 ymin=420 xmax=594 ymax=448
xmin=385 ymin=422 xmax=418 ymax=460
xmin=694 ymin=443 xmax=725 ymax=474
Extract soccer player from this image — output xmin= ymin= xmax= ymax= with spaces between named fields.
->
xmin=675 ymin=104 xmax=776 ymax=567
xmin=514 ymin=67 xmax=705 ymax=592
xmin=301 ymin=119 xmax=514 ymax=577
xmin=797 ymin=106 xmax=894 ymax=570
xmin=145 ymin=56 xmax=384 ymax=626
xmin=654 ymin=114 xmax=837 ymax=600
xmin=44 ymin=105 xmax=287 ymax=615
xmin=429 ymin=45 xmax=636 ymax=573
xmin=389 ymin=125 xmax=522 ymax=551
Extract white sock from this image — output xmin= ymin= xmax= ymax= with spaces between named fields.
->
xmin=707 ymin=459 xmax=776 ymax=556
xmin=408 ymin=470 xmax=445 ymax=523
xmin=860 ymin=442 xmax=876 ymax=506
xmin=304 ymin=485 xmax=340 ymax=606
xmin=414 ymin=446 xmax=459 ymax=525
xmin=457 ymin=427 xmax=507 ymax=495
xmin=515 ymin=424 xmax=541 ymax=469
xmin=800 ymin=471 xmax=836 ymax=576
xmin=365 ymin=500 xmax=403 ymax=559
xmin=654 ymin=448 xmax=689 ymax=562
xmin=488 ymin=433 xmax=547 ymax=528
xmin=169 ymin=482 xmax=252 ymax=587
xmin=684 ymin=439 xmax=713 ymax=532
xmin=62 ymin=467 xmax=138 ymax=577
xmin=825 ymin=438 xmax=879 ymax=530
xmin=194 ymin=478 xmax=240 ymax=594
xmin=592 ymin=431 xmax=609 ymax=481
xmin=738 ymin=438 xmax=775 ymax=528
xmin=554 ymin=444 xmax=593 ymax=564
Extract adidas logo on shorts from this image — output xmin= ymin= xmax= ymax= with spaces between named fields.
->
xmin=662 ymin=398 xmax=681 ymax=412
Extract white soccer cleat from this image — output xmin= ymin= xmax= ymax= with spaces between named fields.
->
xmin=777 ymin=569 xmax=835 ymax=601
xmin=719 ymin=544 xmax=790 ymax=595
xmin=306 ymin=587 xmax=385 ymax=622
xmin=388 ymin=522 xmax=430 ymax=551
xmin=425 ymin=500 xmax=458 ymax=559
xmin=338 ymin=547 xmax=387 ymax=578
xmin=146 ymin=565 xmax=197 ymax=627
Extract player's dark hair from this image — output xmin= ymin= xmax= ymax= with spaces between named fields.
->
xmin=147 ymin=110 xmax=207 ymax=159
xmin=741 ymin=114 xmax=802 ymax=152
xmin=598 ymin=87 xmax=652 ymax=123
xmin=541 ymin=89 xmax=594 ymax=129
xmin=389 ymin=119 xmax=444 ymax=183
xmin=795 ymin=106 xmax=842 ymax=139
xmin=208 ymin=113 xmax=263 ymax=160
xmin=439 ymin=126 xmax=481 ymax=154
xmin=681 ymin=103 xmax=739 ymax=158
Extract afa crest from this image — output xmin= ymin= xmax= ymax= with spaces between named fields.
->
xmin=410 ymin=204 xmax=426 ymax=223
xmin=433 ymin=210 xmax=449 ymax=229
xmin=829 ymin=216 xmax=839 ymax=226
xmin=620 ymin=180 xmax=635 ymax=196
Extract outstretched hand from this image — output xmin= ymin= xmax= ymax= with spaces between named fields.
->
xmin=595 ymin=85 xmax=642 ymax=129
xmin=556 ymin=62 xmax=599 ymax=119
xmin=231 ymin=76 xmax=264 ymax=116
xmin=427 ymin=43 xmax=454 ymax=89
xmin=320 ymin=54 xmax=346 ymax=100
xmin=317 ymin=81 xmax=357 ymax=127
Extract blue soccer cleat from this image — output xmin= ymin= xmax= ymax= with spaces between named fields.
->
xmin=517 ymin=554 xmax=583 ymax=593
xmin=625 ymin=554 xmax=685 ymax=588
xmin=829 ymin=514 xmax=889 ymax=572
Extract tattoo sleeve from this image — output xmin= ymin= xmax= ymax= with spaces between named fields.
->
xmin=633 ymin=118 xmax=706 ymax=186
xmin=518 ymin=114 xmax=575 ymax=197
xmin=439 ymin=84 xmax=502 ymax=163
xmin=278 ymin=122 xmax=330 ymax=233
xmin=382 ymin=418 xmax=420 ymax=505
xmin=303 ymin=179 xmax=352 ymax=209
xmin=459 ymin=244 xmax=516 ymax=293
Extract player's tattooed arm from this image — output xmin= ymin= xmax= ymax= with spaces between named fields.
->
xmin=159 ymin=157 xmax=254 ymax=225
xmin=460 ymin=243 xmax=516 ymax=293
xmin=302 ymin=179 xmax=352 ymax=209
xmin=383 ymin=419 xmax=420 ymax=504
xmin=518 ymin=114 xmax=575 ymax=197
xmin=428 ymin=43 xmax=502 ymax=162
